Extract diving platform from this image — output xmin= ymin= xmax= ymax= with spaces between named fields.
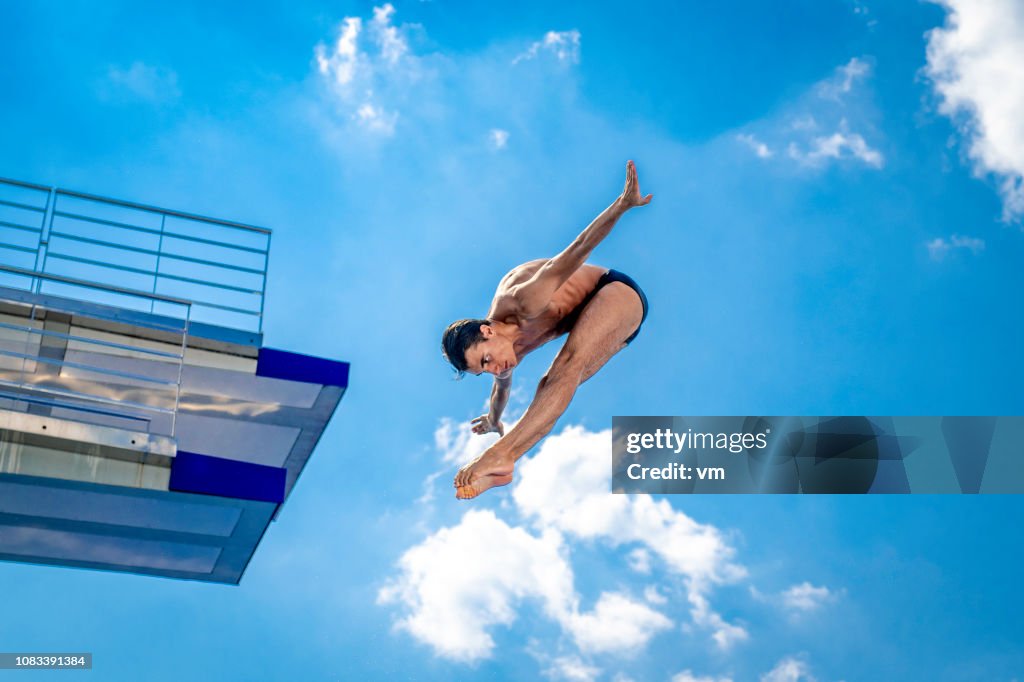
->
xmin=0 ymin=178 xmax=348 ymax=584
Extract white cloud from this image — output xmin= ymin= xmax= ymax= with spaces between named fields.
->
xmin=382 ymin=422 xmax=746 ymax=662
xmin=737 ymin=59 xmax=882 ymax=172
xmin=371 ymin=4 xmax=408 ymax=65
xmin=788 ymin=127 xmax=884 ymax=168
xmin=760 ymin=656 xmax=815 ymax=682
xmin=750 ymin=582 xmax=841 ymax=620
xmin=377 ymin=509 xmax=575 ymax=662
xmin=355 ymin=102 xmax=398 ymax=136
xmin=313 ymin=4 xmax=413 ymax=136
xmin=545 ymin=655 xmax=601 ymax=682
xmin=434 ymin=415 xmax=503 ymax=465
xmin=490 ymin=128 xmax=510 ymax=150
xmin=688 ymin=591 xmax=749 ymax=650
xmin=567 ymin=592 xmax=673 ymax=654
xmin=103 ymin=62 xmax=180 ymax=103
xmin=315 ymin=17 xmax=361 ymax=85
xmin=925 ymin=0 xmax=1024 ymax=220
xmin=672 ymin=671 xmax=734 ymax=682
xmin=737 ymin=133 xmax=773 ymax=159
xmin=780 ymin=582 xmax=835 ymax=613
xmin=309 ymin=11 xmax=584 ymax=148
xmin=514 ymin=30 xmax=582 ymax=65
xmin=926 ymin=234 xmax=985 ymax=260
xmin=818 ymin=57 xmax=870 ymax=100
xmin=514 ymin=427 xmax=745 ymax=587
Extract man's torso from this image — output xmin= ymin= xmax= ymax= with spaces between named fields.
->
xmin=486 ymin=259 xmax=606 ymax=357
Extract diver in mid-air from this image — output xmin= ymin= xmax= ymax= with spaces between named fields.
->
xmin=442 ymin=160 xmax=652 ymax=499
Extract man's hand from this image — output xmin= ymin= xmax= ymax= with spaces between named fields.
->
xmin=619 ymin=160 xmax=653 ymax=209
xmin=471 ymin=414 xmax=505 ymax=436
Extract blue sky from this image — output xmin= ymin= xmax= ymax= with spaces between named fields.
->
xmin=2 ymin=1 xmax=1024 ymax=680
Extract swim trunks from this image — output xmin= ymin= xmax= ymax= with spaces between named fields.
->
xmin=556 ymin=269 xmax=649 ymax=344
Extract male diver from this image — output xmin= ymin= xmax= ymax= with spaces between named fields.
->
xmin=442 ymin=160 xmax=652 ymax=499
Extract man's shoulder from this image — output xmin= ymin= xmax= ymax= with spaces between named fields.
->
xmin=498 ymin=259 xmax=548 ymax=287
xmin=488 ymin=291 xmax=523 ymax=321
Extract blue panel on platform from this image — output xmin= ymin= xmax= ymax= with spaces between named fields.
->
xmin=170 ymin=451 xmax=286 ymax=504
xmin=256 ymin=347 xmax=350 ymax=387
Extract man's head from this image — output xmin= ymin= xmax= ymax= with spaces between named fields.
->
xmin=441 ymin=319 xmax=517 ymax=378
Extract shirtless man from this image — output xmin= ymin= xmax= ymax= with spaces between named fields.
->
xmin=441 ymin=160 xmax=652 ymax=499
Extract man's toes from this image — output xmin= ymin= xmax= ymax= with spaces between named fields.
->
xmin=455 ymin=484 xmax=478 ymax=500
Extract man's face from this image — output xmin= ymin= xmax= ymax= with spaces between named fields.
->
xmin=464 ymin=326 xmax=517 ymax=378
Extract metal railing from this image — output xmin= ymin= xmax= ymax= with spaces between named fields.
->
xmin=0 ymin=267 xmax=191 ymax=439
xmin=0 ymin=177 xmax=270 ymax=334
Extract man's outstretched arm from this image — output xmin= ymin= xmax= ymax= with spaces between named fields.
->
xmin=512 ymin=160 xmax=652 ymax=317
xmin=471 ymin=373 xmax=512 ymax=435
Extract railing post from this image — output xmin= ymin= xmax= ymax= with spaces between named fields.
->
xmin=152 ymin=213 xmax=166 ymax=314
xmin=34 ymin=186 xmax=57 ymax=294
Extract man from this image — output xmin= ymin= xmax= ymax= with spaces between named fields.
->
xmin=442 ymin=160 xmax=652 ymax=499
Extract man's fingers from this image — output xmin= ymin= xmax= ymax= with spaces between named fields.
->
xmin=643 ymin=193 xmax=653 ymax=204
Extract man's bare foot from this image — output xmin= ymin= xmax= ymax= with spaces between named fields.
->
xmin=454 ymin=448 xmax=514 ymax=499
xmin=455 ymin=473 xmax=514 ymax=499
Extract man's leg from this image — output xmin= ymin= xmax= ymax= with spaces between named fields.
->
xmin=455 ymin=282 xmax=643 ymax=498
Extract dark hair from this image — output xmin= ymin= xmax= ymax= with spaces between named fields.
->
xmin=441 ymin=318 xmax=489 ymax=376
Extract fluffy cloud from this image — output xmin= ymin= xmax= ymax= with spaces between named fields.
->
xmin=513 ymin=427 xmax=746 ymax=589
xmin=736 ymin=134 xmax=773 ymax=159
xmin=434 ymin=415 xmax=502 ymax=466
xmin=355 ymin=102 xmax=398 ymax=136
xmin=736 ymin=59 xmax=883 ymax=170
xmin=514 ymin=30 xmax=582 ymax=65
xmin=315 ymin=17 xmax=361 ymax=86
xmin=672 ymin=672 xmax=734 ymax=682
xmin=371 ymin=4 xmax=408 ymax=65
xmin=545 ymin=655 xmax=601 ymax=681
xmin=780 ymin=582 xmax=836 ymax=613
xmin=925 ymin=0 xmax=1024 ymax=220
xmin=926 ymin=234 xmax=985 ymax=260
xmin=567 ymin=592 xmax=673 ymax=654
xmin=383 ymin=421 xmax=747 ymax=664
xmin=787 ymin=125 xmax=884 ymax=168
xmin=377 ymin=509 xmax=574 ymax=662
xmin=310 ymin=11 xmax=582 ymax=146
xmin=688 ymin=591 xmax=749 ymax=650
xmin=312 ymin=4 xmax=413 ymax=135
xmin=760 ymin=656 xmax=815 ymax=682
xmin=750 ymin=582 xmax=841 ymax=620
xmin=818 ymin=57 xmax=870 ymax=99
